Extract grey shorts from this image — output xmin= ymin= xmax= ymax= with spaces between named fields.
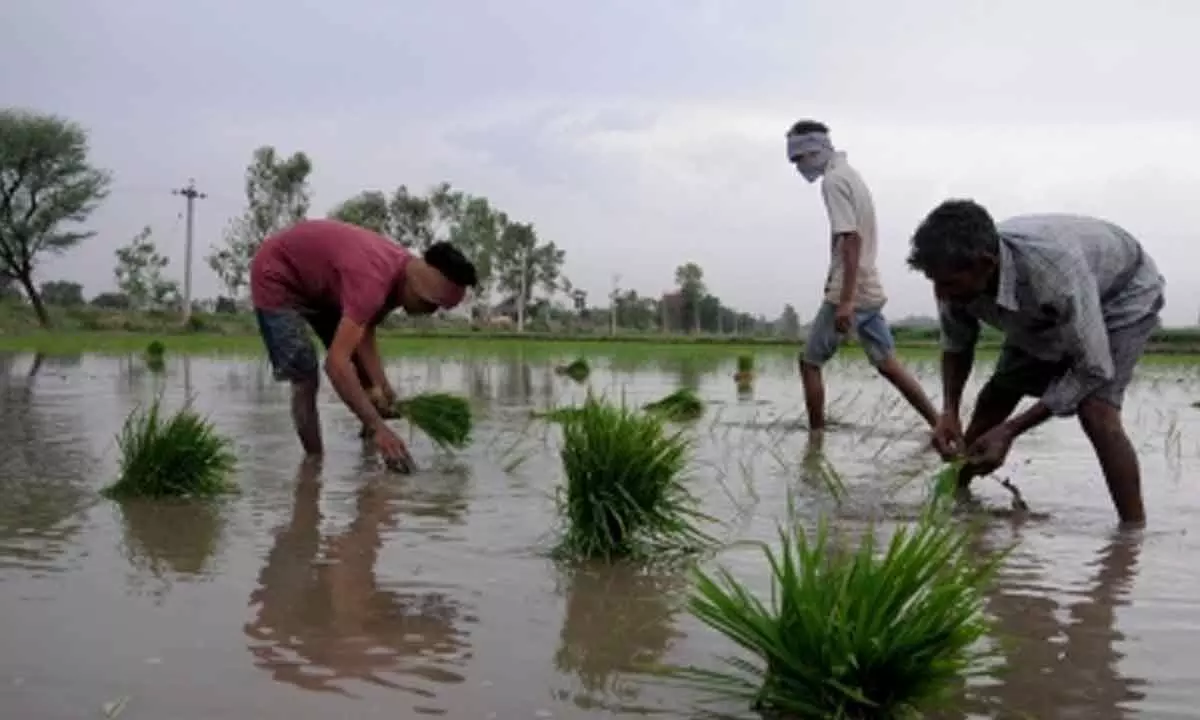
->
xmin=988 ymin=311 xmax=1160 ymax=411
xmin=802 ymin=301 xmax=896 ymax=368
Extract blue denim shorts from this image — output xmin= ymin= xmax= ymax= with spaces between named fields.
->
xmin=802 ymin=301 xmax=896 ymax=368
xmin=255 ymin=308 xmax=320 ymax=381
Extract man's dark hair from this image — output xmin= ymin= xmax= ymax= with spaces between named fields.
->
xmin=424 ymin=241 xmax=479 ymax=288
xmin=787 ymin=119 xmax=829 ymax=137
xmin=907 ymin=198 xmax=1001 ymax=275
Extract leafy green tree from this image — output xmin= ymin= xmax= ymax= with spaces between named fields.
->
xmin=114 ymin=226 xmax=179 ymax=310
xmin=328 ymin=190 xmax=391 ymax=236
xmin=332 ymin=182 xmax=465 ymax=249
xmin=40 ymin=280 xmax=84 ymax=307
xmin=207 ymin=146 xmax=312 ymax=300
xmin=0 ymin=109 xmax=112 ymax=326
xmin=449 ymin=195 xmax=501 ymax=312
xmin=779 ymin=303 xmax=801 ymax=338
xmin=493 ymin=221 xmax=564 ymax=330
xmin=614 ymin=289 xmax=657 ymax=330
xmin=674 ymin=262 xmax=705 ymax=333
xmin=91 ymin=292 xmax=129 ymax=309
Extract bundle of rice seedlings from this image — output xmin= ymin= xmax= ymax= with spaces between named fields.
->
xmin=145 ymin=340 xmax=166 ymax=372
xmin=555 ymin=358 xmax=591 ymax=383
xmin=555 ymin=394 xmax=714 ymax=560
xmin=643 ymin=388 xmax=705 ymax=423
xmin=733 ymin=354 xmax=755 ymax=384
xmin=675 ymin=513 xmax=1004 ymax=719
xmin=928 ymin=459 xmax=965 ymax=511
xmin=103 ymin=396 xmax=238 ymax=499
xmin=393 ymin=392 xmax=473 ymax=450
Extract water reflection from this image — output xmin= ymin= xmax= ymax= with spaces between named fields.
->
xmin=244 ymin=460 xmax=476 ymax=709
xmin=552 ymin=561 xmax=687 ymax=713
xmin=0 ymin=358 xmax=94 ymax=572
xmin=964 ymin=527 xmax=1147 ymax=719
xmin=497 ymin=356 xmax=534 ymax=406
xmin=463 ymin=359 xmax=493 ymax=404
xmin=118 ymin=498 xmax=230 ymax=599
xmin=674 ymin=356 xmax=721 ymax=391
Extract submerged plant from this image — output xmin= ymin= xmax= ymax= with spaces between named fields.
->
xmin=675 ymin=513 xmax=1004 ymax=719
xmin=104 ymin=396 xmax=238 ymax=499
xmin=556 ymin=357 xmax=592 ymax=383
xmin=555 ymin=394 xmax=713 ymax=560
xmin=643 ymin=388 xmax=705 ymax=423
xmin=393 ymin=392 xmax=473 ymax=450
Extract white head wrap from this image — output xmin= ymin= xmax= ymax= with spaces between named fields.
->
xmin=786 ymin=130 xmax=834 ymax=182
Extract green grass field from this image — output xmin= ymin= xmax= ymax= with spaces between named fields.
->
xmin=2 ymin=303 xmax=1199 ymax=362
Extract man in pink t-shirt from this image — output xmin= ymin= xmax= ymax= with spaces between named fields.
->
xmin=250 ymin=218 xmax=477 ymax=469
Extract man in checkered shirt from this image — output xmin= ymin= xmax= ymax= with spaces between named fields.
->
xmin=907 ymin=199 xmax=1166 ymax=526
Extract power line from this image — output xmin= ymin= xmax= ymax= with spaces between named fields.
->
xmin=171 ymin=179 xmax=207 ymax=326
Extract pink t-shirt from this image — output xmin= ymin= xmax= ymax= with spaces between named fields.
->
xmin=250 ymin=219 xmax=412 ymax=326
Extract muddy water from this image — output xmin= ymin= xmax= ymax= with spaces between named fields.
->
xmin=1 ymin=349 xmax=1199 ymax=719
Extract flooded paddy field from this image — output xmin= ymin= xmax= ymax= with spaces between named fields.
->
xmin=2 ymin=348 xmax=1200 ymax=719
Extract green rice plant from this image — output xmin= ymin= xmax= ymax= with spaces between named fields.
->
xmin=393 ymin=392 xmax=473 ymax=450
xmin=145 ymin=340 xmax=166 ymax=372
xmin=736 ymin=354 xmax=754 ymax=374
xmin=556 ymin=357 xmax=591 ymax=383
xmin=554 ymin=393 xmax=714 ymax=561
xmin=928 ymin=459 xmax=965 ymax=512
xmin=643 ymin=388 xmax=705 ymax=422
xmin=674 ymin=512 xmax=1005 ymax=719
xmin=103 ymin=396 xmax=238 ymax=499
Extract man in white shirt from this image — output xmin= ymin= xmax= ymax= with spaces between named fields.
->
xmin=786 ymin=119 xmax=939 ymax=433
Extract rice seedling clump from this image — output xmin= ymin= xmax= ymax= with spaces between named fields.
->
xmin=393 ymin=392 xmax=473 ymax=449
xmin=556 ymin=357 xmax=591 ymax=383
xmin=679 ymin=514 xmax=1003 ymax=719
xmin=555 ymin=394 xmax=712 ymax=561
xmin=103 ymin=397 xmax=238 ymax=499
xmin=643 ymin=388 xmax=705 ymax=422
xmin=145 ymin=340 xmax=166 ymax=372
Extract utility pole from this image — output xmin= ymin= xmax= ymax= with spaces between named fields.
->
xmin=609 ymin=273 xmax=621 ymax=336
xmin=172 ymin=178 xmax=207 ymax=325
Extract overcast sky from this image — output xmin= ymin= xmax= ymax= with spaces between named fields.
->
xmin=5 ymin=0 xmax=1200 ymax=325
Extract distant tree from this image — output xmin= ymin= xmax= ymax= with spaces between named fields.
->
xmin=328 ymin=190 xmax=392 ymax=236
xmin=214 ymin=296 xmax=238 ymax=314
xmin=114 ymin=226 xmax=179 ymax=310
xmin=779 ymin=303 xmax=801 ymax=338
xmin=40 ymin=280 xmax=84 ymax=307
xmin=492 ymin=221 xmax=565 ymax=331
xmin=673 ymin=262 xmax=705 ymax=333
xmin=91 ymin=291 xmax=130 ymax=310
xmin=0 ymin=108 xmax=112 ymax=327
xmin=207 ymin=146 xmax=312 ymax=300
